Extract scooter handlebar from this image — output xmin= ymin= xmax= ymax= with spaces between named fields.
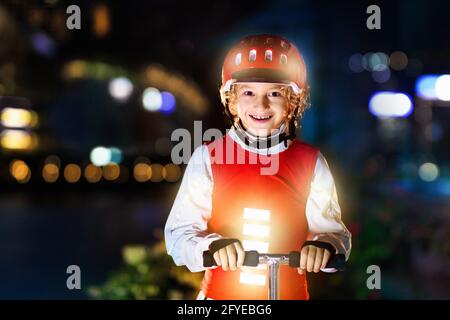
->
xmin=202 ymin=250 xmax=346 ymax=271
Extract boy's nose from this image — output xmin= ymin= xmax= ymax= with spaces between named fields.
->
xmin=255 ymin=95 xmax=270 ymax=109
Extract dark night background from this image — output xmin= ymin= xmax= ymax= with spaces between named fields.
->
xmin=0 ymin=0 xmax=449 ymax=299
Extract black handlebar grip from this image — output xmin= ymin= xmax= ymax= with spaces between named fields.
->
xmin=203 ymin=250 xmax=216 ymax=267
xmin=289 ymin=251 xmax=300 ymax=268
xmin=203 ymin=250 xmax=259 ymax=267
xmin=325 ymin=253 xmax=346 ymax=271
xmin=287 ymin=251 xmax=346 ymax=271
xmin=243 ymin=250 xmax=259 ymax=267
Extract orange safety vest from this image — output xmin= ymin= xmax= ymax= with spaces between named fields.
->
xmin=201 ymin=134 xmax=319 ymax=300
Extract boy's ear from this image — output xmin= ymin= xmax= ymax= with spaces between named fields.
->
xmin=228 ymin=103 xmax=238 ymax=116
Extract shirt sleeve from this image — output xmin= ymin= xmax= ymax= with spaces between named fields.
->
xmin=164 ymin=144 xmax=222 ymax=272
xmin=305 ymin=152 xmax=352 ymax=268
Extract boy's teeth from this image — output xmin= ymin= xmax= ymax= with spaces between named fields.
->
xmin=251 ymin=115 xmax=271 ymax=120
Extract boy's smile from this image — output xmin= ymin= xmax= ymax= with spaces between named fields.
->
xmin=234 ymin=82 xmax=289 ymax=137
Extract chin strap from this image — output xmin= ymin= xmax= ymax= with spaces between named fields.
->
xmin=233 ymin=119 xmax=296 ymax=150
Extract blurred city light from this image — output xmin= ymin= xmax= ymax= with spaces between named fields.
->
xmin=62 ymin=60 xmax=127 ymax=81
xmin=90 ymin=146 xmax=110 ymax=166
xmin=418 ymin=162 xmax=439 ymax=182
xmin=42 ymin=163 xmax=59 ymax=183
xmin=149 ymin=164 xmax=163 ymax=182
xmin=369 ymin=92 xmax=413 ymax=118
xmin=84 ymin=164 xmax=102 ymax=183
xmin=10 ymin=159 xmax=31 ymax=183
xmin=0 ymin=129 xmax=38 ymax=150
xmin=30 ymin=31 xmax=56 ymax=57
xmin=103 ymin=164 xmax=120 ymax=181
xmin=369 ymin=52 xmax=389 ymax=71
xmin=162 ymin=163 xmax=181 ymax=182
xmin=142 ymin=87 xmax=162 ymax=111
xmin=435 ymin=75 xmax=450 ymax=101
xmin=64 ymin=164 xmax=81 ymax=183
xmin=108 ymin=77 xmax=133 ymax=102
xmin=415 ymin=75 xmax=439 ymax=99
xmin=1 ymin=107 xmax=38 ymax=128
xmin=372 ymin=68 xmax=391 ymax=83
xmin=160 ymin=91 xmax=176 ymax=114
xmin=93 ymin=4 xmax=111 ymax=38
xmin=389 ymin=51 xmax=408 ymax=70
xmin=90 ymin=146 xmax=122 ymax=166
xmin=133 ymin=162 xmax=152 ymax=182
xmin=109 ymin=147 xmax=123 ymax=164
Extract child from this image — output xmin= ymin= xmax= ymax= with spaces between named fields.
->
xmin=165 ymin=34 xmax=351 ymax=300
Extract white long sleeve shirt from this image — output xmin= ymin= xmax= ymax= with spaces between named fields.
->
xmin=165 ymin=127 xmax=352 ymax=272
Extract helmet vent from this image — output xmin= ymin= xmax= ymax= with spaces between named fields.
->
xmin=280 ymin=54 xmax=287 ymax=65
xmin=264 ymin=50 xmax=272 ymax=62
xmin=249 ymin=49 xmax=257 ymax=62
xmin=235 ymin=53 xmax=242 ymax=65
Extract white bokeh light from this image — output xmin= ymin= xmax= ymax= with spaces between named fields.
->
xmin=108 ymin=77 xmax=133 ymax=102
xmin=435 ymin=75 xmax=450 ymax=101
xmin=90 ymin=146 xmax=111 ymax=166
xmin=142 ymin=87 xmax=162 ymax=111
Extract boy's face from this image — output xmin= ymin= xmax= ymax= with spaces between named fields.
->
xmin=233 ymin=82 xmax=289 ymax=137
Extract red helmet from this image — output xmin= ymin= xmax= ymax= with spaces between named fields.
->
xmin=221 ymin=34 xmax=307 ymax=93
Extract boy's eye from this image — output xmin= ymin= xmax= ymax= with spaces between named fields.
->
xmin=268 ymin=91 xmax=282 ymax=97
xmin=242 ymin=90 xmax=254 ymax=96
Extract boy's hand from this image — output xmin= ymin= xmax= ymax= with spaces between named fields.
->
xmin=213 ymin=241 xmax=245 ymax=271
xmin=297 ymin=245 xmax=331 ymax=275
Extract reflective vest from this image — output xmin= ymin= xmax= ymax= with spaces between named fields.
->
xmin=201 ymin=134 xmax=319 ymax=300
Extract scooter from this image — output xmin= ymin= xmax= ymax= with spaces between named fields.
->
xmin=203 ymin=246 xmax=345 ymax=300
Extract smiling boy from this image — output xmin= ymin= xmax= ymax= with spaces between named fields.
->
xmin=165 ymin=34 xmax=351 ymax=299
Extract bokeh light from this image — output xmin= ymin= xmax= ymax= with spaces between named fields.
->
xmin=160 ymin=91 xmax=176 ymax=114
xmin=369 ymin=52 xmax=389 ymax=71
xmin=84 ymin=164 xmax=102 ymax=183
xmin=10 ymin=159 xmax=31 ymax=183
xmin=42 ymin=163 xmax=59 ymax=183
xmin=389 ymin=51 xmax=408 ymax=70
xmin=162 ymin=164 xmax=181 ymax=182
xmin=415 ymin=75 xmax=439 ymax=100
xmin=369 ymin=92 xmax=413 ymax=118
xmin=1 ymin=108 xmax=38 ymax=128
xmin=133 ymin=163 xmax=152 ymax=182
xmin=0 ymin=130 xmax=38 ymax=150
xmin=150 ymin=164 xmax=163 ymax=182
xmin=372 ymin=68 xmax=391 ymax=83
xmin=103 ymin=164 xmax=120 ymax=181
xmin=64 ymin=164 xmax=81 ymax=183
xmin=142 ymin=87 xmax=162 ymax=111
xmin=435 ymin=75 xmax=450 ymax=101
xmin=418 ymin=162 xmax=439 ymax=182
xmin=90 ymin=146 xmax=121 ymax=166
xmin=108 ymin=77 xmax=133 ymax=102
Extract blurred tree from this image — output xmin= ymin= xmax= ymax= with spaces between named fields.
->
xmin=88 ymin=241 xmax=203 ymax=300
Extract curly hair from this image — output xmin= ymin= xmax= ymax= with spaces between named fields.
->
xmin=219 ymin=83 xmax=311 ymax=129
